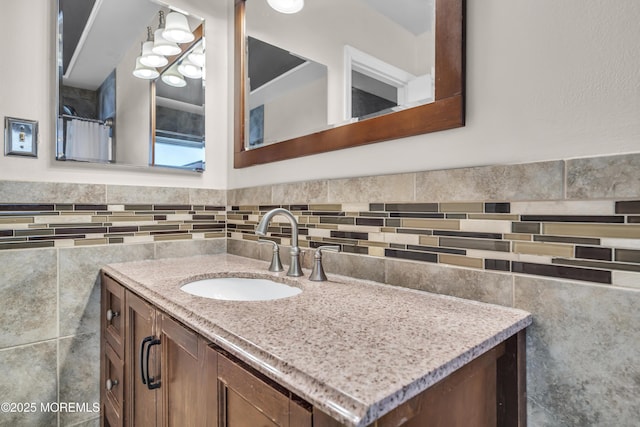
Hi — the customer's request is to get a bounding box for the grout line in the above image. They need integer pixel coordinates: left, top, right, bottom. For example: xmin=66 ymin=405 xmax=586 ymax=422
xmin=56 ymin=248 xmax=60 ymax=340
xmin=325 ymin=179 xmax=330 ymax=204
xmin=562 ymin=160 xmax=568 ymax=200
xmin=56 ymin=247 xmax=61 ymax=427
xmin=0 ymin=337 xmax=60 ymax=353
xmin=512 ymin=273 xmax=516 ymax=308
xmin=413 ymin=173 xmax=417 ymax=202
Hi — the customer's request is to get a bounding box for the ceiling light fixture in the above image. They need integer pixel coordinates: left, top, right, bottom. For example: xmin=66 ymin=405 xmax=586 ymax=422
xmin=133 ymin=57 xmax=160 ymax=79
xmin=139 ymin=27 xmax=168 ymax=68
xmin=163 ymin=11 xmax=194 ymax=43
xmin=161 ymin=67 xmax=187 ymax=87
xmin=152 ymin=11 xmax=181 ymax=56
xmin=178 ymin=58 xmax=202 ymax=79
xmin=187 ymin=41 xmax=205 ymax=67
xmin=267 ymin=0 xmax=304 ymax=14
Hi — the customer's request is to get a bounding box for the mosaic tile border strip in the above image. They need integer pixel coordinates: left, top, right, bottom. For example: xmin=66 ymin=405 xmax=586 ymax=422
xmin=0 ymin=203 xmax=226 ymax=250
xmin=227 ymin=201 xmax=640 ymax=287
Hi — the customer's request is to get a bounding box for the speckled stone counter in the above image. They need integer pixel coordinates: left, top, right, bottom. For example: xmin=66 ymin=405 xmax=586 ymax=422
xmin=102 ymin=254 xmax=531 ymax=426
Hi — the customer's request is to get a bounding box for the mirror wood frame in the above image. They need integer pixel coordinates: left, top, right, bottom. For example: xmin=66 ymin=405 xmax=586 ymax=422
xmin=234 ymin=0 xmax=465 ymax=168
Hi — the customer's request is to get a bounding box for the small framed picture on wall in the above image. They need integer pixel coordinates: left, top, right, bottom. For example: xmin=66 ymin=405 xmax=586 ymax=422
xmin=4 ymin=117 xmax=38 ymax=158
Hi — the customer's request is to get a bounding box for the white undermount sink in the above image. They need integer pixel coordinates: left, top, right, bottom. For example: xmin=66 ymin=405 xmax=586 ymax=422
xmin=180 ymin=277 xmax=302 ymax=301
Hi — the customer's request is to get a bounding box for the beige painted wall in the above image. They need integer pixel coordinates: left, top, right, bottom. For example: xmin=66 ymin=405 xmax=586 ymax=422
xmin=229 ymin=0 xmax=640 ymax=188
xmin=247 ymin=0 xmax=434 ymax=126
xmin=1 ymin=1 xmax=638 ymax=190
xmin=0 ymin=0 xmax=230 ymax=189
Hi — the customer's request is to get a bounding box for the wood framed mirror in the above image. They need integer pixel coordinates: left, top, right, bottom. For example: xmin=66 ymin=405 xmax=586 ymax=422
xmin=234 ymin=0 xmax=465 ymax=168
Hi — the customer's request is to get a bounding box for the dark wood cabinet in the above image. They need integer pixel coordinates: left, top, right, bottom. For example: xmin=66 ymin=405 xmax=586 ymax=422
xmin=217 ymin=352 xmax=312 ymax=427
xmin=101 ymin=271 xmax=525 ymax=427
xmin=124 ymin=290 xmax=157 ymax=426
xmin=101 ymin=273 xmax=217 ymax=427
xmin=157 ymin=312 xmax=218 ymax=426
xmin=101 ymin=274 xmax=125 ymax=427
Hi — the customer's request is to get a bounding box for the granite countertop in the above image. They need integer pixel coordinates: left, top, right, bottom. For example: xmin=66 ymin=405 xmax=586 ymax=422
xmin=103 ymin=254 xmax=531 ymax=426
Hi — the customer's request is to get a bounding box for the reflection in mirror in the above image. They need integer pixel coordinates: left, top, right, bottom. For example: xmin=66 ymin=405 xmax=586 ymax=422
xmin=234 ymin=0 xmax=464 ymax=168
xmin=244 ymin=0 xmax=435 ymax=150
xmin=55 ymin=0 xmax=205 ymax=171
xmin=247 ymin=37 xmax=328 ymax=147
xmin=152 ymin=37 xmax=206 ymax=170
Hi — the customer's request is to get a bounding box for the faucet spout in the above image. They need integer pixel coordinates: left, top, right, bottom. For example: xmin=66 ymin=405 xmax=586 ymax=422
xmin=256 ymin=208 xmax=302 ymax=276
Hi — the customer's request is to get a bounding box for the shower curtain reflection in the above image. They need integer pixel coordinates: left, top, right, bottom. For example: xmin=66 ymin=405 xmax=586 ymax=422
xmin=58 ymin=116 xmax=113 ymax=163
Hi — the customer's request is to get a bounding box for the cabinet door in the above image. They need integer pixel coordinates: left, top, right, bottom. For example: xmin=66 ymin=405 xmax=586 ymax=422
xmin=217 ymin=353 xmax=312 ymax=427
xmin=125 ymin=290 xmax=158 ymax=427
xmin=102 ymin=274 xmax=125 ymax=358
xmin=158 ymin=314 xmax=218 ymax=427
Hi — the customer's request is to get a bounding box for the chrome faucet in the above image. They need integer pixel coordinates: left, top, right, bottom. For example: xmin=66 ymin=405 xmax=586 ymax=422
xmin=255 ymin=208 xmax=303 ymax=277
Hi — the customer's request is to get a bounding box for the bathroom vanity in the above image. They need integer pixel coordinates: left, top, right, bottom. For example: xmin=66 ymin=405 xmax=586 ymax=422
xmin=100 ymin=254 xmax=531 ymax=427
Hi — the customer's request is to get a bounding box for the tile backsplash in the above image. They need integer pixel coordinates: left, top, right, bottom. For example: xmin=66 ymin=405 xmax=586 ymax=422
xmin=227 ymin=200 xmax=640 ymax=287
xmin=226 ymin=153 xmax=640 ymax=426
xmin=0 ymin=182 xmax=226 ymax=427
xmin=227 ymin=158 xmax=640 ymax=290
xmin=1 ymin=152 xmax=639 ymax=426
xmin=0 ymin=202 xmax=226 ymax=251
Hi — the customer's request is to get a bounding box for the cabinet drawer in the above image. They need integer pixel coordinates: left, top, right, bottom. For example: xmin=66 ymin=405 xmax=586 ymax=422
xmin=102 ymin=273 xmax=125 ymax=358
xmin=218 ymin=353 xmax=312 ymax=427
xmin=103 ymin=343 xmax=124 ymax=427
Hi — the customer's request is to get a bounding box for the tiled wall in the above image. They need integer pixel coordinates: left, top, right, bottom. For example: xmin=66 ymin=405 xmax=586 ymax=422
xmin=0 ymin=203 xmax=225 ymax=251
xmin=2 ymin=152 xmax=639 ymax=426
xmin=227 ymin=200 xmax=640 ymax=287
xmin=0 ymin=182 xmax=226 ymax=427
xmin=228 ymin=153 xmax=640 ymax=426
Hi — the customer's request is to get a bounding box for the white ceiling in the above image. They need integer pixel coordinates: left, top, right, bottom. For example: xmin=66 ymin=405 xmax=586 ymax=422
xmin=64 ymin=0 xmax=434 ymax=90
xmin=363 ymin=0 xmax=434 ymax=36
xmin=64 ymin=0 xmax=159 ymax=90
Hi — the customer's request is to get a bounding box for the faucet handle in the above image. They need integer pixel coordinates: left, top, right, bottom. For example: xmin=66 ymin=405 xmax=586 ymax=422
xmin=309 ymin=245 xmax=340 ymax=282
xmin=258 ymin=239 xmax=285 ymax=272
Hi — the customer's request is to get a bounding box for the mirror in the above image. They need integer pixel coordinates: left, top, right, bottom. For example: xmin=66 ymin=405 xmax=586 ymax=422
xmin=56 ymin=0 xmax=205 ymax=171
xmin=234 ymin=0 xmax=464 ymax=168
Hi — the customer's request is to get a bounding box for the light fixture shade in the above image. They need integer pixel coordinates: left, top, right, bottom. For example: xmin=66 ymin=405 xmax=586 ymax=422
xmin=163 ymin=12 xmax=194 ymax=43
xmin=162 ymin=68 xmax=187 ymax=87
xmin=140 ymin=41 xmax=168 ymax=67
xmin=152 ymin=28 xmax=181 ymax=56
xmin=178 ymin=58 xmax=202 ymax=79
xmin=187 ymin=44 xmax=205 ymax=68
xmin=133 ymin=57 xmax=159 ymax=79
xmin=267 ymin=0 xmax=304 ymax=14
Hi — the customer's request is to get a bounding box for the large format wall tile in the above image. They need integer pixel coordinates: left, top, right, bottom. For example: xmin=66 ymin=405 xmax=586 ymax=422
xmin=384 ymin=258 xmax=514 ymax=306
xmin=58 ymin=244 xmax=155 ymax=336
xmin=227 ymin=185 xmax=272 ymax=206
xmin=155 ymin=238 xmax=226 ymax=259
xmin=227 ymin=238 xmax=264 ymax=261
xmin=58 ymin=332 xmax=101 ymax=426
xmin=273 ymin=180 xmax=329 ymax=204
xmin=0 ymin=341 xmax=58 ymax=427
xmin=67 ymin=418 xmax=100 ymax=427
xmin=0 ymin=249 xmax=57 ymax=349
xmin=514 ymin=276 xmax=640 ymax=426
xmin=188 ymin=188 xmax=226 ymax=206
xmin=106 ymin=185 xmax=190 ymax=204
xmin=415 ymin=161 xmax=564 ymax=201
xmin=567 ymin=153 xmax=640 ymax=199
xmin=0 ymin=181 xmax=105 ymax=204
xmin=329 ymin=173 xmax=415 ymax=203
xmin=322 ymin=251 xmax=385 ymax=283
